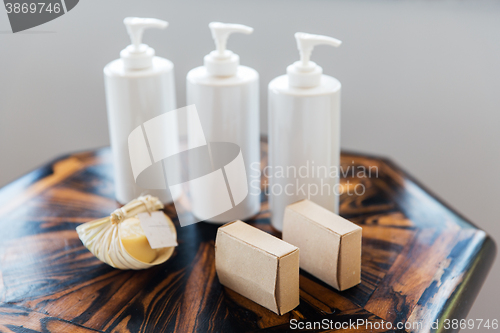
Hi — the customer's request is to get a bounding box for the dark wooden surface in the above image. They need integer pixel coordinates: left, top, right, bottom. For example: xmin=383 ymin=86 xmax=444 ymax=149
xmin=0 ymin=142 xmax=495 ymax=333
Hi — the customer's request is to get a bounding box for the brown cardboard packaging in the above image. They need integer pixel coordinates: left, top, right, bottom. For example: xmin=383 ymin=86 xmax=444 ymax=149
xmin=215 ymin=220 xmax=300 ymax=315
xmin=283 ymin=199 xmax=362 ymax=291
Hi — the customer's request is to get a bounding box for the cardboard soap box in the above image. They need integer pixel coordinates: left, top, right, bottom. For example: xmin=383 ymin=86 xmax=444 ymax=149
xmin=283 ymin=199 xmax=362 ymax=291
xmin=215 ymin=220 xmax=299 ymax=315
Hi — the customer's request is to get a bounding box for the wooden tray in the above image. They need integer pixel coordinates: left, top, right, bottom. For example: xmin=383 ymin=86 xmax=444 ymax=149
xmin=0 ymin=142 xmax=495 ymax=332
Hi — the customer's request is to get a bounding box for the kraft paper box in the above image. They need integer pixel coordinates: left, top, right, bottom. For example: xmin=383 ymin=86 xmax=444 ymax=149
xmin=283 ymin=199 xmax=362 ymax=291
xmin=215 ymin=220 xmax=300 ymax=315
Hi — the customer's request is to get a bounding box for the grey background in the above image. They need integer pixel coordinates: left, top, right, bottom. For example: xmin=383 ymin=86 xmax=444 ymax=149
xmin=0 ymin=0 xmax=498 ymax=327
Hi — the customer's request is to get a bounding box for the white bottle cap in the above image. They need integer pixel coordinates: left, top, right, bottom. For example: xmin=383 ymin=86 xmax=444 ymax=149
xmin=121 ymin=17 xmax=168 ymax=70
xmin=287 ymin=32 xmax=342 ymax=88
xmin=204 ymin=22 xmax=253 ymax=76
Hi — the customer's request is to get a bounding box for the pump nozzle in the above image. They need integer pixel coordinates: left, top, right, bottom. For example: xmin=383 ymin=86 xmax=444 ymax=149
xmin=295 ymin=32 xmax=342 ymax=68
xmin=204 ymin=22 xmax=253 ymax=76
xmin=287 ymin=32 xmax=342 ymax=88
xmin=121 ymin=17 xmax=168 ymax=69
xmin=209 ymin=22 xmax=253 ymax=57
xmin=124 ymin=17 xmax=168 ymax=52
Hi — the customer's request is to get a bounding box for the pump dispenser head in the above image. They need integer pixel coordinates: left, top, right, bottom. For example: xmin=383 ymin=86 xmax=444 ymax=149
xmin=204 ymin=22 xmax=253 ymax=76
xmin=287 ymin=32 xmax=342 ymax=88
xmin=121 ymin=17 xmax=168 ymax=70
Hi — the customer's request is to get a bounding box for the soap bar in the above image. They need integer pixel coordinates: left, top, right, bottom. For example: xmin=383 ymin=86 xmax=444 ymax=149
xmin=215 ymin=220 xmax=299 ymax=315
xmin=119 ymin=217 xmax=157 ymax=263
xmin=283 ymin=199 xmax=362 ymax=291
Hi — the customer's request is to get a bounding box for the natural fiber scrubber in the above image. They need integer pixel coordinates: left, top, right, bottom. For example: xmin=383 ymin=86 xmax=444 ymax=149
xmin=76 ymin=195 xmax=176 ymax=270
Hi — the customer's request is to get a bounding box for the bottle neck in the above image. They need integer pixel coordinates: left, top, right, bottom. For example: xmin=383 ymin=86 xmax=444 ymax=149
xmin=120 ymin=44 xmax=155 ymax=70
xmin=204 ymin=50 xmax=239 ymax=76
xmin=287 ymin=61 xmax=323 ymax=88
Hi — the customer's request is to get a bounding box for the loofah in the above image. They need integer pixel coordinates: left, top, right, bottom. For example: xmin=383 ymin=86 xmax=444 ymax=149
xmin=76 ymin=195 xmax=176 ymax=270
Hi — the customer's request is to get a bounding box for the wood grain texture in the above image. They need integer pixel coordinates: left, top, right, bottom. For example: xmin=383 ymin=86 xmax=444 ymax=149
xmin=0 ymin=142 xmax=495 ymax=333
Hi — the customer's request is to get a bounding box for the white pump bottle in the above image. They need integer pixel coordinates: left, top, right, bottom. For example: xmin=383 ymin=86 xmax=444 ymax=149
xmin=104 ymin=17 xmax=179 ymax=204
xmin=268 ymin=32 xmax=342 ymax=231
xmin=187 ymin=22 xmax=260 ymax=223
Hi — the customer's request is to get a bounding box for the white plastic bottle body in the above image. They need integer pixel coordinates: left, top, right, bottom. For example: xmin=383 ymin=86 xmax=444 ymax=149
xmin=186 ymin=65 xmax=260 ymax=223
xmin=268 ymin=75 xmax=341 ymax=231
xmin=104 ymin=57 xmax=179 ymax=204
